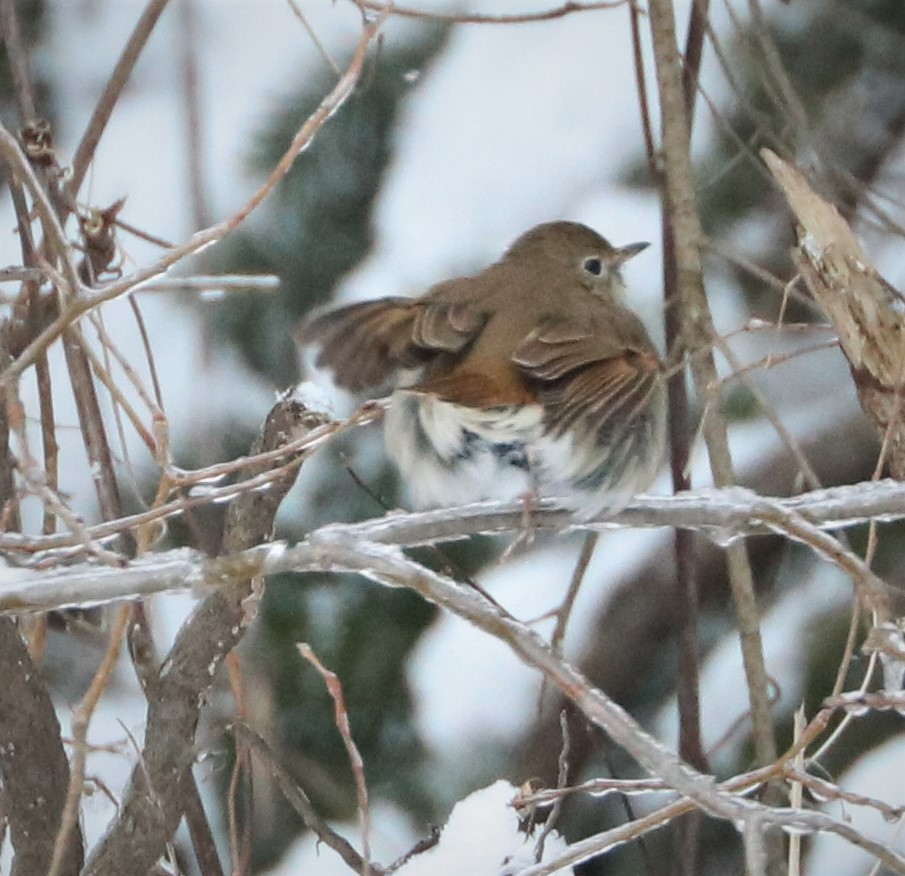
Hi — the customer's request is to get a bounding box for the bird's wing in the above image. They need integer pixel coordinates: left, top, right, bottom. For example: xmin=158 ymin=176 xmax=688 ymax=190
xmin=299 ymin=297 xmax=486 ymax=392
xmin=512 ymin=313 xmax=662 ymax=439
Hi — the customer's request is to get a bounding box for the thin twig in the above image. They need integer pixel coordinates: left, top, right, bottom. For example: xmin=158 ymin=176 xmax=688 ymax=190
xmin=178 ymin=0 xmax=212 ymax=230
xmin=233 ymin=723 xmax=380 ymax=876
xmin=299 ymin=644 xmax=374 ymax=872
xmin=285 ymin=0 xmax=341 ymax=74
xmin=128 ymin=295 xmax=165 ymax=410
xmin=226 ymin=654 xmax=252 ymax=875
xmin=5 ymin=382 xmax=123 ymax=565
xmin=784 ymin=766 xmax=905 ymax=824
xmin=133 ymin=274 xmax=281 ymax=295
xmin=534 ymin=710 xmax=570 ymax=861
xmin=47 ymin=606 xmax=132 ymax=876
xmin=79 ymin=318 xmax=159 ymax=454
xmin=549 ymin=533 xmax=597 ymax=661
xmin=67 ymin=0 xmax=173 ymax=200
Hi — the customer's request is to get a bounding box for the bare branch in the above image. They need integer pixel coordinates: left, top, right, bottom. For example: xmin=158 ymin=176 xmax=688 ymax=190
xmin=299 ymin=645 xmax=374 ymax=869
xmin=0 ymin=16 xmax=383 ymax=389
xmin=233 ymin=723 xmax=379 ymax=875
xmin=648 ymin=0 xmax=778 ymax=778
xmin=47 ymin=607 xmax=131 ymax=876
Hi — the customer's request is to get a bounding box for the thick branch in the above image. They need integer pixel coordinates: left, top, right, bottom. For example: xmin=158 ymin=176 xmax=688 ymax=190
xmin=82 ymin=397 xmax=326 ymax=876
xmin=763 ymin=149 xmax=905 ymax=477
xmin=0 ymin=618 xmax=83 ymax=876
xmin=0 ymin=330 xmax=83 ymax=875
xmin=647 ymin=0 xmax=778 ymax=775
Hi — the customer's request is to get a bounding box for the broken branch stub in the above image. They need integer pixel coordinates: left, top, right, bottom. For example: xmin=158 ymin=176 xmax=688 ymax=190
xmin=762 ymin=148 xmax=905 ymax=477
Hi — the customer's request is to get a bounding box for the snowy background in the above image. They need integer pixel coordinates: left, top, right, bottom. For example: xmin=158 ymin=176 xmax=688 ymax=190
xmin=3 ymin=1 xmax=903 ymax=874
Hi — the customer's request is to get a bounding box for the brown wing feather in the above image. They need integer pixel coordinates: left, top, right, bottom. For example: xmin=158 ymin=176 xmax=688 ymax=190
xmin=412 ymin=301 xmax=486 ymax=350
xmin=514 ymin=323 xmax=635 ymax=380
xmin=299 ymin=298 xmax=419 ymax=391
xmin=513 ymin=314 xmax=662 ymax=438
xmin=300 ymin=297 xmax=486 ymax=392
xmin=541 ymin=359 xmax=660 ymax=438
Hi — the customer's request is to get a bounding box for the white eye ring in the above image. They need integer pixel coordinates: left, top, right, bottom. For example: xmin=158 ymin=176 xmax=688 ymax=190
xmin=582 ymin=256 xmax=603 ymax=276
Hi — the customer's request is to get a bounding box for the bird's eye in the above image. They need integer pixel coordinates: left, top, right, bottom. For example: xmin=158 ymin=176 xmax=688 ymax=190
xmin=582 ymin=256 xmax=603 ymax=276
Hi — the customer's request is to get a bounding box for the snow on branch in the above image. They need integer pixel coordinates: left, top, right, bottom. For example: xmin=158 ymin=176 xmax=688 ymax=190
xmin=3 ymin=478 xmax=905 ymax=616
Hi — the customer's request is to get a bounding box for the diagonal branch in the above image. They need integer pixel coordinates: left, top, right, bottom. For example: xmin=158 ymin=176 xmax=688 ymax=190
xmin=301 ymin=535 xmax=905 ymax=876
xmin=67 ymin=0 xmax=173 ymax=201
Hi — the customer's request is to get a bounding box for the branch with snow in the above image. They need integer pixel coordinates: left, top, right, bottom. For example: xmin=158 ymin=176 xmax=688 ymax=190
xmin=2 ymin=478 xmax=904 ymax=615
xmin=351 ymin=0 xmax=628 ymax=25
xmin=259 ymin=533 xmax=905 ymax=875
xmin=7 ymin=471 xmax=905 ymax=873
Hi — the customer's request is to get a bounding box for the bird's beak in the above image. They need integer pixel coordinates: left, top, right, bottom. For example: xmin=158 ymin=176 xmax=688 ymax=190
xmin=613 ymin=243 xmax=650 ymax=267
xmin=614 ymin=242 xmax=650 ymax=264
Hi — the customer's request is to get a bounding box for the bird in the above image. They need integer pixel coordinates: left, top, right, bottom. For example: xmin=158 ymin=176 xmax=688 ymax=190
xmin=299 ymin=220 xmax=666 ymax=518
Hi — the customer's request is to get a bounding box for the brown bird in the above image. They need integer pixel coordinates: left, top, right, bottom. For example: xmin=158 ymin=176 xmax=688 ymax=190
xmin=299 ymin=221 xmax=666 ymax=518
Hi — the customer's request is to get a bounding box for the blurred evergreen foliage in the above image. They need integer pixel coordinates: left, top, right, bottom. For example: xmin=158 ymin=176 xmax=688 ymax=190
xmin=246 ymin=573 xmax=436 ymax=867
xmin=696 ymin=0 xmax=905 ymax=235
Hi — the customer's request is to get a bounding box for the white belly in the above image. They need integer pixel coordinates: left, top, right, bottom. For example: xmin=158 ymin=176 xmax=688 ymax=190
xmin=384 ymin=391 xmax=544 ymax=508
xmin=384 ymin=384 xmax=666 ymax=517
